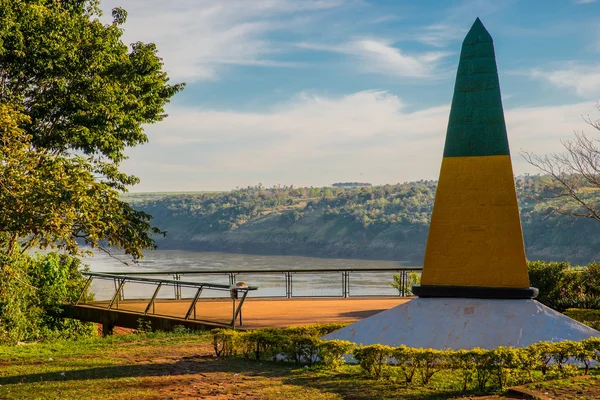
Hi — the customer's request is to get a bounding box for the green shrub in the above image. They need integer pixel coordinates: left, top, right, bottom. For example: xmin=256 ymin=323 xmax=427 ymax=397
xmin=564 ymin=308 xmax=600 ymax=330
xmin=392 ymin=345 xmax=418 ymax=384
xmin=353 ymin=344 xmax=394 ymax=379
xmin=390 ymin=271 xmax=420 ymax=296
xmin=284 ymin=335 xmax=320 ymax=365
xmin=212 ymin=329 xmax=239 ymax=358
xmin=209 ymin=324 xmax=600 ymax=393
xmin=239 ymin=329 xmax=288 ymax=361
xmin=529 ymin=342 xmax=553 ymax=376
xmin=513 ymin=346 xmax=541 ymax=384
xmin=581 ymin=262 xmax=600 ymax=296
xmin=528 ymin=260 xmax=575 ymax=310
xmin=413 ymin=348 xmax=447 ymax=385
xmin=554 ymin=296 xmax=600 ymax=311
xmin=582 ymin=337 xmax=600 ymax=367
xmin=317 ymin=339 xmax=356 ymax=370
xmin=490 ymin=346 xmax=522 ymax=390
xmin=528 ymin=261 xmax=600 ymax=311
xmin=0 ymin=251 xmax=95 ymax=344
xmin=451 ymin=350 xmax=475 ymax=392
xmin=469 ymin=348 xmax=494 ymax=392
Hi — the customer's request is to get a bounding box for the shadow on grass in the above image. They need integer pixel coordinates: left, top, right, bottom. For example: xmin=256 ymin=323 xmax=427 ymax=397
xmin=282 ymin=372 xmax=466 ymax=400
xmin=1 ymin=357 xmax=470 ymax=400
xmin=0 ymin=357 xmax=288 ymax=386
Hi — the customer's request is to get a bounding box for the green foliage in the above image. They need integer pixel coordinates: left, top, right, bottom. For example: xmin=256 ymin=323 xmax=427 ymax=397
xmin=528 ymin=261 xmax=600 ymax=311
xmin=565 ymin=308 xmax=600 ymax=330
xmin=390 ymin=271 xmax=420 ymax=295
xmin=0 ymin=0 xmax=183 ymax=260
xmin=211 ymin=323 xmax=350 ymax=364
xmin=392 ymin=345 xmax=418 ymax=384
xmin=284 ymin=335 xmax=320 ymax=366
xmin=317 ymin=339 xmax=356 ymax=370
xmin=125 ymin=176 xmax=600 ymax=264
xmin=239 ymin=329 xmax=287 ymax=361
xmin=135 ymin=318 xmax=153 ymax=334
xmin=353 ymin=344 xmax=394 ymax=379
xmin=212 ymin=328 xmax=239 ymax=358
xmin=211 ymin=325 xmax=600 ymax=394
xmin=0 ymin=252 xmax=95 ymax=344
xmin=413 ymin=348 xmax=447 ymax=385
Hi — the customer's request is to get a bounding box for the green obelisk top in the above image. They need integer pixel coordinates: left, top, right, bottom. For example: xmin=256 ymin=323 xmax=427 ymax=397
xmin=443 ymin=18 xmax=510 ymax=158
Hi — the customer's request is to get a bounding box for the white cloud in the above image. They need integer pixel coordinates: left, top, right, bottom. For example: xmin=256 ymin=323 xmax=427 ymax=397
xmin=414 ymin=24 xmax=466 ymax=47
xmin=99 ymin=0 xmax=344 ymax=82
xmin=297 ymin=39 xmax=450 ymax=78
xmin=529 ymin=64 xmax=600 ymax=97
xmin=124 ymin=91 xmax=599 ymax=191
xmin=575 ymin=0 xmax=597 ymax=4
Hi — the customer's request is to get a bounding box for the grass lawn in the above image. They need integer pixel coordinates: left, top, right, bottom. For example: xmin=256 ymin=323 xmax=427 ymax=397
xmin=0 ymin=331 xmax=598 ymax=400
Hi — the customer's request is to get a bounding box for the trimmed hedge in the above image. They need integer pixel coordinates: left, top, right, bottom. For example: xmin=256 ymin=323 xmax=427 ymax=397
xmin=212 ymin=325 xmax=600 ymax=392
xmin=564 ymin=308 xmax=600 ymax=330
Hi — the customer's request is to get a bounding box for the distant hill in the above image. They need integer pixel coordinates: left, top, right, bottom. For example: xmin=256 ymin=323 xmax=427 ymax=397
xmin=124 ymin=177 xmax=600 ymax=265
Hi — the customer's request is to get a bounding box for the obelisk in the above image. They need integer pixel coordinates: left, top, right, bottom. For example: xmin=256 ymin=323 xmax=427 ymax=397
xmin=412 ymin=18 xmax=537 ymax=299
xmin=323 ymin=19 xmax=599 ymax=350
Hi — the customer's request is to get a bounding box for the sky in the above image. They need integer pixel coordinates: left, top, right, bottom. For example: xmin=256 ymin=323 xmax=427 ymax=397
xmin=98 ymin=0 xmax=600 ymax=192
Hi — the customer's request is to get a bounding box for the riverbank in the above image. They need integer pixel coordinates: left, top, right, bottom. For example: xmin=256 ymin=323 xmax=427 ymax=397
xmin=126 ymin=182 xmax=600 ymax=266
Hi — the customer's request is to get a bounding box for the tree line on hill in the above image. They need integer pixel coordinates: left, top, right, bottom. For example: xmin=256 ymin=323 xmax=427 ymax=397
xmin=124 ymin=176 xmax=600 ymax=264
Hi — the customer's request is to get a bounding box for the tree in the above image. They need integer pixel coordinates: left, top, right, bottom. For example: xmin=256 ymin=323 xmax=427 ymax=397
xmin=0 ymin=0 xmax=183 ymax=260
xmin=522 ymin=103 xmax=600 ymax=222
xmin=0 ymin=104 xmax=161 ymax=262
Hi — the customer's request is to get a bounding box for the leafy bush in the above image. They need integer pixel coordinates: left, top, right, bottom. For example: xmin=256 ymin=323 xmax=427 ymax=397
xmin=212 ymin=329 xmax=239 ymax=358
xmin=210 ymin=325 xmax=600 ymax=393
xmin=239 ymin=329 xmax=287 ymax=361
xmin=284 ymin=335 xmax=320 ymax=366
xmin=0 ymin=252 xmax=95 ymax=344
xmin=390 ymin=271 xmax=420 ymax=296
xmin=564 ymin=308 xmax=600 ymax=330
xmin=413 ymin=348 xmax=447 ymax=385
xmin=317 ymin=339 xmax=356 ymax=370
xmin=211 ymin=323 xmax=350 ymax=362
xmin=392 ymin=345 xmax=418 ymax=384
xmin=353 ymin=344 xmax=394 ymax=378
xmin=527 ymin=261 xmax=600 ymax=311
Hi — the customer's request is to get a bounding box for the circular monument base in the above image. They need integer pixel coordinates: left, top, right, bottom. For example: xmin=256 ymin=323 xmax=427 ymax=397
xmin=412 ymin=285 xmax=538 ymax=299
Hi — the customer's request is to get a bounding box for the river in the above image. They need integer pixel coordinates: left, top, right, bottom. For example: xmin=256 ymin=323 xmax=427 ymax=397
xmin=83 ymin=250 xmax=421 ymax=299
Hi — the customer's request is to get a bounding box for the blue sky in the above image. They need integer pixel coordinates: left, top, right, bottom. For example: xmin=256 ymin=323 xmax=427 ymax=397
xmin=100 ymin=0 xmax=600 ymax=192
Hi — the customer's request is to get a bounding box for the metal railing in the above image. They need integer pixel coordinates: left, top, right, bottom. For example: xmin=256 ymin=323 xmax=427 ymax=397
xmin=98 ymin=267 xmax=422 ymax=299
xmin=77 ymin=272 xmax=258 ymax=328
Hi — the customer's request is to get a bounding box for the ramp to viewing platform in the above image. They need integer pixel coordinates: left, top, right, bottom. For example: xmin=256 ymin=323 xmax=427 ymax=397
xmin=69 ymin=297 xmax=410 ymax=330
xmin=64 ymin=272 xmax=412 ymax=332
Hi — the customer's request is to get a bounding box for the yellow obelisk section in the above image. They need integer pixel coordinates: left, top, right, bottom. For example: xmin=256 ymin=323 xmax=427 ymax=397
xmin=421 ymin=155 xmax=529 ymax=288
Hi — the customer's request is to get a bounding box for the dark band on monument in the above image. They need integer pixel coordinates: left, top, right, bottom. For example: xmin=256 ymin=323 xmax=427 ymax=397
xmin=412 ymin=285 xmax=539 ymax=299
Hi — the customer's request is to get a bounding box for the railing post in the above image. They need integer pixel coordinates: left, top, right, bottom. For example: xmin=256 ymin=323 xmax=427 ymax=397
xmin=144 ymin=282 xmax=162 ymax=315
xmin=108 ymin=279 xmax=126 ymax=309
xmin=343 ymin=271 xmax=348 ymax=298
xmin=175 ymin=273 xmax=181 ymax=300
xmin=185 ymin=286 xmax=203 ymax=320
xmin=76 ymin=276 xmax=93 ymax=305
xmin=231 ymin=289 xmax=250 ymax=328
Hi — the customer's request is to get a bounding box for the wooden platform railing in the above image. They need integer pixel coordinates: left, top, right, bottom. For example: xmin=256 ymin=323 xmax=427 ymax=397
xmin=76 ymin=272 xmax=258 ymax=329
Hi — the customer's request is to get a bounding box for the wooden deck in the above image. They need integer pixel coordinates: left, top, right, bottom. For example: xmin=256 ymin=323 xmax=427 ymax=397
xmin=75 ymin=297 xmax=411 ymax=330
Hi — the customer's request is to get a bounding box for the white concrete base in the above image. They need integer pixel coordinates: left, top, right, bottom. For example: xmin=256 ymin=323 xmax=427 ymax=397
xmin=323 ymin=298 xmax=600 ymax=349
